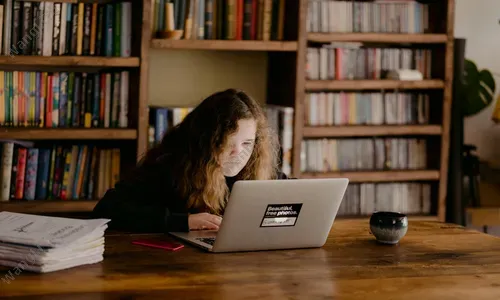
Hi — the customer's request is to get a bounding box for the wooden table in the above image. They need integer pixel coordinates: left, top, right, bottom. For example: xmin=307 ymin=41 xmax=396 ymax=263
xmin=2 ymin=219 xmax=500 ymax=299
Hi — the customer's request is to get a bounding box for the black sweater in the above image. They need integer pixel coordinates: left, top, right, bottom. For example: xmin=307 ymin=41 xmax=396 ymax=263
xmin=92 ymin=155 xmax=289 ymax=233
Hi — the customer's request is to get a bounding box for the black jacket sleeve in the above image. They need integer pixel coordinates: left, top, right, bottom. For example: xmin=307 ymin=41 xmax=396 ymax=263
xmin=91 ymin=162 xmax=190 ymax=233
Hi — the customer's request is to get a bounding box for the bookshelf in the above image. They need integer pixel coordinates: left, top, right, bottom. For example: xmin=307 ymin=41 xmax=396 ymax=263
xmin=293 ymin=0 xmax=455 ymax=222
xmin=0 ymin=0 xmax=151 ymax=214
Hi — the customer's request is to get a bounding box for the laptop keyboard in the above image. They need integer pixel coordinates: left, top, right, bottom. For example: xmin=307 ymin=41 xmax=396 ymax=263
xmin=196 ymin=237 xmax=216 ymax=245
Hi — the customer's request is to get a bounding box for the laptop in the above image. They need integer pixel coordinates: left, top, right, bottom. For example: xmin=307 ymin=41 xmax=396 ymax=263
xmin=169 ymin=178 xmax=349 ymax=253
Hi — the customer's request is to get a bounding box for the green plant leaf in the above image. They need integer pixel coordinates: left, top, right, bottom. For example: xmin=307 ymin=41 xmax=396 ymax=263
xmin=462 ymin=59 xmax=496 ymax=117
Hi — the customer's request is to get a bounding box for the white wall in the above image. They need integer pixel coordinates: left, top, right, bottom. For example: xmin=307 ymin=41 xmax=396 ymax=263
xmin=455 ymin=0 xmax=500 ymax=166
xmin=148 ymin=49 xmax=268 ymax=107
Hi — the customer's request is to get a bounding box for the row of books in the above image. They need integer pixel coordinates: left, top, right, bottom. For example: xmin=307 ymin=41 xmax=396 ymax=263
xmin=0 ymin=141 xmax=120 ymax=202
xmin=306 ymin=45 xmax=433 ymax=80
xmin=307 ymin=0 xmax=430 ymax=34
xmin=1 ymin=1 xmax=132 ymax=57
xmin=0 ymin=71 xmax=129 ymax=128
xmin=301 ymin=138 xmax=427 ymax=172
xmin=338 ymin=182 xmax=431 ymax=216
xmin=151 ymin=0 xmax=286 ymax=41
xmin=148 ymin=106 xmax=194 ymax=147
xmin=304 ymin=92 xmax=430 ymax=126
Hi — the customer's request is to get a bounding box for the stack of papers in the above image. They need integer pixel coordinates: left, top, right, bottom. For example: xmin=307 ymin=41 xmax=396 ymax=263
xmin=0 ymin=211 xmax=110 ymax=273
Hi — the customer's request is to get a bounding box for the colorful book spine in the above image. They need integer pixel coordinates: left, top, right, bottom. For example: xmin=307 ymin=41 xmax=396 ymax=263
xmin=59 ymin=72 xmax=68 ymax=127
xmin=60 ymin=149 xmax=72 ymax=200
xmin=105 ymin=4 xmax=113 ymax=56
xmin=14 ymin=148 xmax=27 ymax=200
xmin=46 ymin=145 xmax=56 ymax=199
xmin=52 ymin=73 xmax=60 ymax=128
xmin=9 ymin=148 xmax=18 ymax=199
xmin=35 ymin=148 xmax=51 ymax=200
xmin=0 ymin=143 xmax=14 ymax=201
xmin=35 ymin=72 xmax=40 ymax=127
xmin=92 ymin=73 xmax=100 ymax=127
xmin=0 ymin=71 xmax=4 ymax=126
xmin=24 ymin=148 xmax=39 ymax=201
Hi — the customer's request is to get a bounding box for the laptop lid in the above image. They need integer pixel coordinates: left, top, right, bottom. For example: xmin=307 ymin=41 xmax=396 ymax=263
xmin=211 ymin=178 xmax=349 ymax=253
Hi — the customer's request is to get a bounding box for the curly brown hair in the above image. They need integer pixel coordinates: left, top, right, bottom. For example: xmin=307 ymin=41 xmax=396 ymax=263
xmin=141 ymin=89 xmax=280 ymax=215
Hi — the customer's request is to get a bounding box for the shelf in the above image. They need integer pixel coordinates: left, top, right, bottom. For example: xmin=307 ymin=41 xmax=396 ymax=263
xmin=151 ymin=39 xmax=298 ymax=51
xmin=23 ymin=0 xmax=120 ymax=4
xmin=303 ymin=125 xmax=443 ymax=138
xmin=300 ymin=170 xmax=440 ymax=182
xmin=0 ymin=128 xmax=137 ymax=140
xmin=305 ymin=80 xmax=445 ymax=91
xmin=308 ymin=33 xmax=448 ymax=44
xmin=0 ymin=56 xmax=140 ymax=67
xmin=0 ymin=200 xmax=98 ymax=214
xmin=24 ymin=0 xmax=77 ymax=3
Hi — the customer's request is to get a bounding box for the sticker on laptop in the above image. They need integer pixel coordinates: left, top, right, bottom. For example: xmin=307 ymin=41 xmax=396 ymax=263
xmin=260 ymin=204 xmax=303 ymax=227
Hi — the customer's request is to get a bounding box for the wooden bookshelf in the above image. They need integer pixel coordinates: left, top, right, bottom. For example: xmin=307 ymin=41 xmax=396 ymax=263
xmin=0 ymin=0 xmax=150 ymax=215
xmin=0 ymin=56 xmax=140 ymax=67
xmin=305 ymin=80 xmax=445 ymax=91
xmin=301 ymin=170 xmax=440 ymax=182
xmin=308 ymin=33 xmax=448 ymax=44
xmin=151 ymin=39 xmax=298 ymax=52
xmin=0 ymin=129 xmax=137 ymax=140
xmin=302 ymin=125 xmax=442 ymax=138
xmin=290 ymin=0 xmax=456 ymax=221
xmin=0 ymin=200 xmax=98 ymax=214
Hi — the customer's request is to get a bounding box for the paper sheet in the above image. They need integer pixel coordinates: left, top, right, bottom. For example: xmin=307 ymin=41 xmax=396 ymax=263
xmin=0 ymin=211 xmax=110 ymax=248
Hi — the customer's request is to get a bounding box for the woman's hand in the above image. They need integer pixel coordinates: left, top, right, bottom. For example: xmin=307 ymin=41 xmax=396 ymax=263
xmin=188 ymin=213 xmax=222 ymax=231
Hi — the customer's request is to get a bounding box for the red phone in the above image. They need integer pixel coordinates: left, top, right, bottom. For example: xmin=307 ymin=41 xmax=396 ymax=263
xmin=132 ymin=238 xmax=184 ymax=251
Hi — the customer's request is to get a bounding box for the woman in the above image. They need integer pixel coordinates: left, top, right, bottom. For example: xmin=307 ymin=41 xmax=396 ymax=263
xmin=92 ymin=89 xmax=289 ymax=233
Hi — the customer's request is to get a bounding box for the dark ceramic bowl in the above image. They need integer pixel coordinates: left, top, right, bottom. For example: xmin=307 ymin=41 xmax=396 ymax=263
xmin=369 ymin=211 xmax=408 ymax=245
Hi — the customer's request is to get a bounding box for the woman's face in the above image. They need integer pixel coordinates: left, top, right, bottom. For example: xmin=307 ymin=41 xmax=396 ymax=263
xmin=220 ymin=118 xmax=257 ymax=177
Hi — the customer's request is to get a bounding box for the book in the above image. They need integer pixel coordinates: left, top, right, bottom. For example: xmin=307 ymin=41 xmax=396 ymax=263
xmin=0 ymin=211 xmax=110 ymax=273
